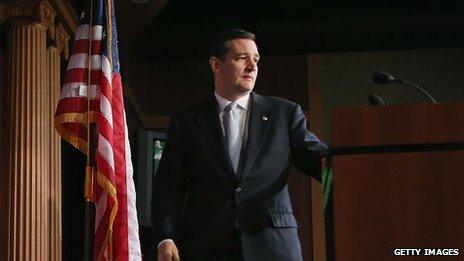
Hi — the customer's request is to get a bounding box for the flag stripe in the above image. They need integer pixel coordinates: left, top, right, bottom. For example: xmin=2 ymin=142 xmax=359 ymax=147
xmin=72 ymin=40 xmax=102 ymax=56
xmin=97 ymin=134 xmax=115 ymax=171
xmin=67 ymin=54 xmax=102 ymax=71
xmin=60 ymin=83 xmax=100 ymax=99
xmin=63 ymin=69 xmax=103 ymax=85
xmin=95 ymin=192 xmax=108 ymax=232
xmin=101 ymin=55 xmax=112 ymax=85
xmin=111 ymin=75 xmax=129 ymax=260
xmin=100 ymin=95 xmax=114 ymax=128
xmin=75 ymin=24 xmax=104 ymax=41
xmin=123 ymin=112 xmax=140 ymax=260
xmin=55 ymin=99 xmax=99 ymax=114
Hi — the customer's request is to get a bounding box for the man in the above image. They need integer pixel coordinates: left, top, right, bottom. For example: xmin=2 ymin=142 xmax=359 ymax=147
xmin=152 ymin=28 xmax=328 ymax=261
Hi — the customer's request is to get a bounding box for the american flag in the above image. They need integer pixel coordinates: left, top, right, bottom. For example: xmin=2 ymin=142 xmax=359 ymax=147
xmin=54 ymin=0 xmax=141 ymax=260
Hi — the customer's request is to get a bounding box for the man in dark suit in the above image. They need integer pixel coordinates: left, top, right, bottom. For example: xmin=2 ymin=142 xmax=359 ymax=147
xmin=152 ymin=28 xmax=328 ymax=261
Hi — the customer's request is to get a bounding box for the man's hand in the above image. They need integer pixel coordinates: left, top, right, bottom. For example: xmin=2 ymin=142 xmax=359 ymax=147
xmin=157 ymin=241 xmax=180 ymax=261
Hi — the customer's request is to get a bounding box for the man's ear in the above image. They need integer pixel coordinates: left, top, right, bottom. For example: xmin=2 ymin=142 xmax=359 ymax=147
xmin=209 ymin=57 xmax=221 ymax=74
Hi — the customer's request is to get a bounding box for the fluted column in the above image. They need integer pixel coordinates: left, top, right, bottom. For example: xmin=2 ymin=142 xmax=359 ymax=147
xmin=47 ymin=48 xmax=61 ymax=261
xmin=8 ymin=20 xmax=48 ymax=261
xmin=46 ymin=22 xmax=69 ymax=261
xmin=2 ymin=1 xmax=54 ymax=260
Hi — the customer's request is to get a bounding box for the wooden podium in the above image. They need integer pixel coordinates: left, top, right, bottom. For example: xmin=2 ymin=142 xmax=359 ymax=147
xmin=331 ymin=102 xmax=464 ymax=260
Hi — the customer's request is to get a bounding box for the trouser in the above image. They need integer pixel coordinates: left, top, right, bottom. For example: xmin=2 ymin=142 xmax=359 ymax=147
xmin=183 ymin=228 xmax=244 ymax=261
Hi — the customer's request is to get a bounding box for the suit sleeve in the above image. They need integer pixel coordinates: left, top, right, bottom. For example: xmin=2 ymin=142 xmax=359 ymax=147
xmin=289 ymin=104 xmax=329 ymax=181
xmin=151 ymin=114 xmax=185 ymax=245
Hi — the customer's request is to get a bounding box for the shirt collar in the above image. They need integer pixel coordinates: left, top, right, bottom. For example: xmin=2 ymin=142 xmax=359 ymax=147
xmin=214 ymin=91 xmax=250 ymax=112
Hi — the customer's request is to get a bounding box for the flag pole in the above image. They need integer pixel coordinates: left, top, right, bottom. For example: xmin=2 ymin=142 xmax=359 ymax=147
xmin=84 ymin=0 xmax=96 ymax=260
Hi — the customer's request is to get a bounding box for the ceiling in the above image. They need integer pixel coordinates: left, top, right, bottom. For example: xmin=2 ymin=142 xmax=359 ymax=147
xmin=131 ymin=0 xmax=464 ymax=61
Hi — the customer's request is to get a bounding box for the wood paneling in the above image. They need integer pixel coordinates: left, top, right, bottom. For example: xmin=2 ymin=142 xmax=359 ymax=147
xmin=0 ymin=21 xmax=8 ymax=261
xmin=288 ymin=167 xmax=314 ymax=261
xmin=332 ymin=103 xmax=464 ymax=147
xmin=307 ymin=54 xmax=327 ymax=261
xmin=331 ymin=103 xmax=464 ymax=261
xmin=333 ymin=151 xmax=464 ymax=260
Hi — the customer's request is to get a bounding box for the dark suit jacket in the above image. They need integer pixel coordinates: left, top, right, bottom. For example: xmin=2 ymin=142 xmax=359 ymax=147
xmin=152 ymin=92 xmax=328 ymax=259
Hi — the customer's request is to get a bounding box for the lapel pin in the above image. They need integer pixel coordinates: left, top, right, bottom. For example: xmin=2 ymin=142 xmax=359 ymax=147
xmin=262 ymin=116 xmax=268 ymax=121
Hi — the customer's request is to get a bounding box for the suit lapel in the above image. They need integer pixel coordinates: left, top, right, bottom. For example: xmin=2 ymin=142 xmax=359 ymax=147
xmin=195 ymin=97 xmax=236 ymax=178
xmin=238 ymin=92 xmax=271 ymax=179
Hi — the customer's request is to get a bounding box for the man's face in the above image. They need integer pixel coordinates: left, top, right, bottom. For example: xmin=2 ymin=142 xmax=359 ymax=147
xmin=213 ymin=39 xmax=260 ymax=97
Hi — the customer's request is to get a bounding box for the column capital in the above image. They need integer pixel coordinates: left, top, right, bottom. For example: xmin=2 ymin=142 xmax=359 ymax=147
xmin=48 ymin=22 xmax=70 ymax=59
xmin=0 ymin=0 xmax=56 ymax=31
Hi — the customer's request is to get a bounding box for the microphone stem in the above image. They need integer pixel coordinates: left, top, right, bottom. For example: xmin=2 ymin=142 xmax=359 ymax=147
xmin=397 ymin=80 xmax=438 ymax=103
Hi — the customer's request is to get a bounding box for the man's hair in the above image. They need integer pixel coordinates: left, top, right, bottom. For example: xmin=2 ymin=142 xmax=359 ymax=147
xmin=210 ymin=28 xmax=256 ymax=60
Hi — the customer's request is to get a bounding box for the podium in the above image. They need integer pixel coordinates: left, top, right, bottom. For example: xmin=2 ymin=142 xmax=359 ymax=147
xmin=331 ymin=102 xmax=464 ymax=260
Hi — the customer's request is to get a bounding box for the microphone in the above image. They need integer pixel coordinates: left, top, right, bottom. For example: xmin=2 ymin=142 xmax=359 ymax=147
xmin=372 ymin=72 xmax=397 ymax=84
xmin=372 ymin=72 xmax=437 ymax=103
xmin=368 ymin=94 xmax=386 ymax=106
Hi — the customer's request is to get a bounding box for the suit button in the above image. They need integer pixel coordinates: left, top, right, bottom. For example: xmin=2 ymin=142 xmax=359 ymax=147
xmin=235 ymin=187 xmax=242 ymax=193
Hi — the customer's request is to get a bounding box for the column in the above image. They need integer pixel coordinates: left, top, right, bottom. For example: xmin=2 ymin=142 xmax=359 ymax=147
xmin=47 ymin=23 xmax=69 ymax=261
xmin=1 ymin=1 xmax=54 ymax=260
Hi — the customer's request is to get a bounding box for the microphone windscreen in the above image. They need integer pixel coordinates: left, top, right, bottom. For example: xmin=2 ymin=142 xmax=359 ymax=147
xmin=368 ymin=94 xmax=386 ymax=106
xmin=372 ymin=72 xmax=396 ymax=84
